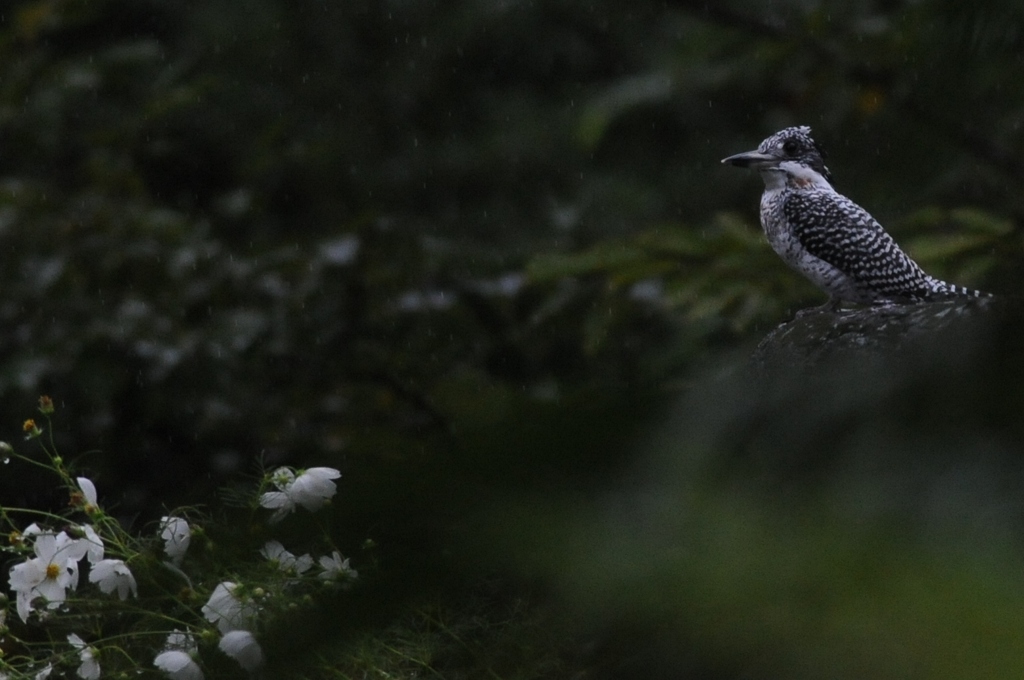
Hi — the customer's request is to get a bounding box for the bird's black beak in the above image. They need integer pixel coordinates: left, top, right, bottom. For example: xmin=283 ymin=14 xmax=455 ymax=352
xmin=721 ymin=150 xmax=778 ymax=169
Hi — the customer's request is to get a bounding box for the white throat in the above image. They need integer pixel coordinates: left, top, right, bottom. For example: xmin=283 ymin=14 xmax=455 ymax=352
xmin=759 ymin=160 xmax=832 ymax=191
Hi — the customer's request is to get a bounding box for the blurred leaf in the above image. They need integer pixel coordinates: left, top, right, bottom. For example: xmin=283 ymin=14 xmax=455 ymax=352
xmin=527 ymin=245 xmax=647 ymax=281
xmin=906 ymin=232 xmax=999 ymax=262
xmin=577 ymin=71 xmax=674 ymax=149
xmin=949 ymin=207 xmax=1015 ymax=235
xmin=902 ymin=207 xmax=1014 ymax=237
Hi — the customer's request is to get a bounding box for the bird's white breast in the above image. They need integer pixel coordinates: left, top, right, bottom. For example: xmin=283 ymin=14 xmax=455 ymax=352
xmin=757 ymin=181 xmax=863 ymax=301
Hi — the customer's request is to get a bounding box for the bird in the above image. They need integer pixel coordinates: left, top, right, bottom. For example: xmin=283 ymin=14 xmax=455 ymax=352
xmin=721 ymin=126 xmax=987 ymax=307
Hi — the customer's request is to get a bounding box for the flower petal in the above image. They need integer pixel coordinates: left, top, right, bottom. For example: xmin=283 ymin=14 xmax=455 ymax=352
xmin=76 ymin=478 xmax=98 ymax=506
xmin=160 ymin=517 xmax=191 ymax=565
xmin=219 ymin=630 xmax=264 ymax=672
xmin=202 ymin=581 xmax=257 ymax=633
xmin=80 ymin=525 xmax=105 ymax=565
xmin=154 ymin=650 xmax=204 ymax=680
xmin=89 ymin=559 xmax=137 ymax=599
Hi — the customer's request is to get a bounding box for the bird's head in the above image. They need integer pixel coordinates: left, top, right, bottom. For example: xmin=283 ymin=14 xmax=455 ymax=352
xmin=722 ymin=126 xmax=833 ymax=185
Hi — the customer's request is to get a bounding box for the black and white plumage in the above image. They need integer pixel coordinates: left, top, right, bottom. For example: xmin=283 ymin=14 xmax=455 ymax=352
xmin=722 ymin=126 xmax=986 ymax=305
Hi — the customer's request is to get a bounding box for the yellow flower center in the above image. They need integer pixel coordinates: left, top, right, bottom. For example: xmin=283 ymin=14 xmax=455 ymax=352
xmin=45 ymin=562 xmax=61 ymax=580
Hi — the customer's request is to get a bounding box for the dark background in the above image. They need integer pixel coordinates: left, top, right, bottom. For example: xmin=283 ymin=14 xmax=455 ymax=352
xmin=1 ymin=1 xmax=1023 ymax=677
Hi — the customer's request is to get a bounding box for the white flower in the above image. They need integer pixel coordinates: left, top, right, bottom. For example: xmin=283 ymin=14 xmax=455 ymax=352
xmin=318 ymin=550 xmax=358 ymax=582
xmin=259 ymin=466 xmax=341 ymax=523
xmin=269 ymin=467 xmax=295 ymax=489
xmin=289 ymin=467 xmax=341 ymax=510
xmin=20 ymin=522 xmax=43 ymax=538
xmin=154 ymin=652 xmax=202 ymax=680
xmin=76 ymin=477 xmax=99 ymax=513
xmin=164 ymin=630 xmax=197 ymax=652
xmin=202 ymin=582 xmax=258 ymax=633
xmin=89 ymin=559 xmax=137 ymax=599
xmin=257 ymin=491 xmax=294 ymax=523
xmin=33 ymin=665 xmax=52 ymax=680
xmin=8 ymin=530 xmax=89 ymax=621
xmin=160 ymin=516 xmax=191 ymax=565
xmin=68 ymin=633 xmax=101 ymax=680
xmin=218 ymin=630 xmax=264 ymax=673
xmin=260 ymin=540 xmax=312 ymax=574
xmin=258 ymin=467 xmax=297 ymax=523
xmin=79 ymin=525 xmax=104 ymax=565
xmin=154 ymin=631 xmax=203 ymax=680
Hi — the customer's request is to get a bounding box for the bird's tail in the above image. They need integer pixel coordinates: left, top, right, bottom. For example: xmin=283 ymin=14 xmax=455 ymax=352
xmin=926 ymin=276 xmax=991 ymax=299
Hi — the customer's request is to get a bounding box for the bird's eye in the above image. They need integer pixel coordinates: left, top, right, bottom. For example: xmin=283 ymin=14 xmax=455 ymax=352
xmin=782 ymin=140 xmax=800 ymax=155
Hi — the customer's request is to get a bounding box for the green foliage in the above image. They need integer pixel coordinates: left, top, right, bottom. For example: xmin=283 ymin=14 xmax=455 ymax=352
xmin=527 ymin=214 xmax=814 ymax=339
xmin=315 ymin=595 xmax=567 ymax=680
xmin=492 ymin=311 xmax=1024 ymax=679
xmin=0 ymin=0 xmax=1022 ymax=677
